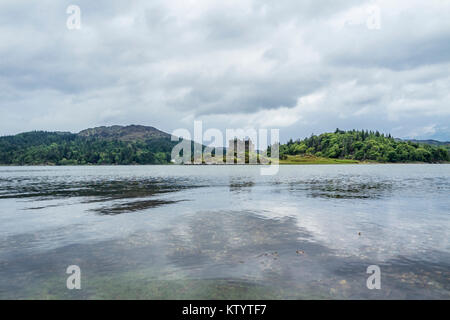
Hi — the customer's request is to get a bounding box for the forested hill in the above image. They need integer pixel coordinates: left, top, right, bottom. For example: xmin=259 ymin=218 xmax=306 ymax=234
xmin=1 ymin=127 xmax=449 ymax=165
xmin=78 ymin=124 xmax=170 ymax=141
xmin=0 ymin=125 xmax=179 ymax=165
xmin=280 ymin=129 xmax=449 ymax=163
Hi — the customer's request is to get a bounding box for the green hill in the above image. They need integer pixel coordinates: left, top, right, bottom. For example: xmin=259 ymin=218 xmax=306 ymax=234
xmin=78 ymin=124 xmax=170 ymax=141
xmin=280 ymin=129 xmax=449 ymax=163
xmin=0 ymin=125 xmax=179 ymax=165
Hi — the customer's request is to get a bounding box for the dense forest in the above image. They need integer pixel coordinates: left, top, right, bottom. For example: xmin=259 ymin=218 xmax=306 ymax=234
xmin=279 ymin=129 xmax=449 ymax=163
xmin=0 ymin=131 xmax=177 ymax=165
xmin=0 ymin=128 xmax=449 ymax=165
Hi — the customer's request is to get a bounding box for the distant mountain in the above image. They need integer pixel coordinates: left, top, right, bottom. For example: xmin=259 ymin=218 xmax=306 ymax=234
xmin=403 ymin=139 xmax=450 ymax=147
xmin=78 ymin=125 xmax=171 ymax=141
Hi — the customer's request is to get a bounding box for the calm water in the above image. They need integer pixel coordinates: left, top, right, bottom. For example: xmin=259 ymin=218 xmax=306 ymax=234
xmin=0 ymin=165 xmax=449 ymax=299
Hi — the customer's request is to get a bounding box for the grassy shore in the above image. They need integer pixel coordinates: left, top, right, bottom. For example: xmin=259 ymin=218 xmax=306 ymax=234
xmin=280 ymin=155 xmax=360 ymax=165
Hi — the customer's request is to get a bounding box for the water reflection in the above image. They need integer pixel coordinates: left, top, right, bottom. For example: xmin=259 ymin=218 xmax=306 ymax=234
xmin=0 ymin=165 xmax=449 ymax=299
xmin=229 ymin=177 xmax=255 ymax=193
xmin=0 ymin=177 xmax=197 ymax=201
xmin=288 ymin=177 xmax=393 ymax=199
xmin=1 ymin=208 xmax=448 ymax=299
xmin=92 ymin=199 xmax=183 ymax=215
xmin=0 ymin=176 xmax=200 ymax=215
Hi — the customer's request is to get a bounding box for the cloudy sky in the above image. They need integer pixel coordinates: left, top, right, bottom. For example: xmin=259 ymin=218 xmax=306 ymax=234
xmin=1 ymin=0 xmax=450 ymax=142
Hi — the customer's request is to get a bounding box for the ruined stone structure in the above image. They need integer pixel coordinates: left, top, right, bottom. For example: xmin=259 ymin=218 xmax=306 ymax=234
xmin=228 ymin=138 xmax=255 ymax=154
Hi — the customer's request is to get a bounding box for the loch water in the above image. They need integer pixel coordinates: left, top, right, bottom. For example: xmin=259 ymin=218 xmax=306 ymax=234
xmin=0 ymin=165 xmax=449 ymax=299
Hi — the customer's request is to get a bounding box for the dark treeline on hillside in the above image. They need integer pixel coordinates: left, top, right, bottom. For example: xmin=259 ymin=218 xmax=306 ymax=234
xmin=280 ymin=129 xmax=449 ymax=163
xmin=0 ymin=132 xmax=176 ymax=165
xmin=0 ymin=128 xmax=449 ymax=165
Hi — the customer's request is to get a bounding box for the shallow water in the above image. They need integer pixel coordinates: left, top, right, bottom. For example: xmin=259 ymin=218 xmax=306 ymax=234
xmin=0 ymin=165 xmax=449 ymax=299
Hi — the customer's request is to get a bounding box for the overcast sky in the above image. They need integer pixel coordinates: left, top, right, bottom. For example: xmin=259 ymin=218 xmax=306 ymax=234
xmin=1 ymin=0 xmax=450 ymax=142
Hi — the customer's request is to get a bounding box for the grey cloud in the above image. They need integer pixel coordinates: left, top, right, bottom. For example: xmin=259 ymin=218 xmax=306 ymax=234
xmin=0 ymin=0 xmax=449 ymax=141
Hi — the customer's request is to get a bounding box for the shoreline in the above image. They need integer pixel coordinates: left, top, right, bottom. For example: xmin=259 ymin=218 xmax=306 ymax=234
xmin=0 ymin=162 xmax=449 ymax=167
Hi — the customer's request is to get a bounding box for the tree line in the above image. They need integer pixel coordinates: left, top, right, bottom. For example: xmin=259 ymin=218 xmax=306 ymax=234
xmin=0 ymin=129 xmax=448 ymax=165
xmin=279 ymin=129 xmax=449 ymax=163
xmin=0 ymin=131 xmax=175 ymax=165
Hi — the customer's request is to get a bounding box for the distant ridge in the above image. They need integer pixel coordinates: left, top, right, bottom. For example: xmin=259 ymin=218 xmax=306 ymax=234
xmin=78 ymin=125 xmax=171 ymax=142
xmin=403 ymin=139 xmax=450 ymax=147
